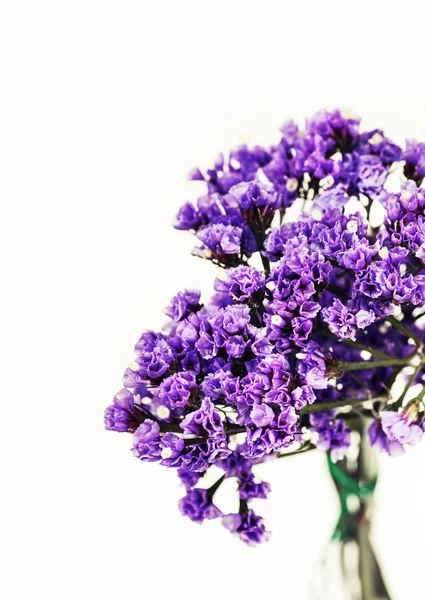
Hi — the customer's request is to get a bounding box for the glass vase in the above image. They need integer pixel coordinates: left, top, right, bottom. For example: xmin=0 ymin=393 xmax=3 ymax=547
xmin=310 ymin=417 xmax=392 ymax=600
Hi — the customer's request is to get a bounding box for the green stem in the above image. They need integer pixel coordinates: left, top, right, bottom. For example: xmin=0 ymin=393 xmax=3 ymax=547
xmin=393 ymin=363 xmax=423 ymax=409
xmin=319 ymin=330 xmax=393 ymax=360
xmin=299 ymin=395 xmax=388 ymax=415
xmin=338 ymin=339 xmax=393 ymax=360
xmin=338 ymin=357 xmax=411 ymax=372
xmin=387 ymin=315 xmax=423 ymax=348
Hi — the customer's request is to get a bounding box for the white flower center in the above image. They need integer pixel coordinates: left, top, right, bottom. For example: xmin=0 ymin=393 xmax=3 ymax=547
xmin=157 ymin=405 xmax=170 ymax=419
xmin=320 ymin=175 xmax=334 ymax=189
xmin=369 ymin=132 xmax=384 ymax=146
xmin=286 ymin=177 xmax=299 ymax=192
xmin=161 ymin=447 xmax=173 ymax=459
xmin=271 ymin=315 xmax=283 ymax=326
xmin=347 ymin=220 xmax=358 ymax=233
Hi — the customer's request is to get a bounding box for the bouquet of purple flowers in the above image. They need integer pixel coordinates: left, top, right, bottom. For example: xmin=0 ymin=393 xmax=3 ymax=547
xmin=105 ymin=109 xmax=425 ymax=596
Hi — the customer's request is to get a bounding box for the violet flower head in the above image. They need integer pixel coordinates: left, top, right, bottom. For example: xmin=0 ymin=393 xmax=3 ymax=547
xmin=132 ymin=420 xmax=162 ymax=462
xmin=214 ymin=265 xmax=265 ymax=302
xmin=179 ymin=489 xmax=222 ymax=523
xmin=181 ymin=398 xmax=225 ymax=438
xmin=107 ymin=108 xmax=425 ymax=544
xmin=104 ymin=388 xmax=139 ymax=433
xmin=229 ymin=180 xmax=280 ymax=212
xmin=177 ymin=467 xmax=201 ymax=490
xmin=310 ymin=412 xmax=351 ymax=463
xmin=222 ymin=509 xmax=271 ymax=545
xmin=165 ymin=289 xmax=201 ymax=322
xmin=369 ymin=407 xmax=423 ymax=456
xmin=403 ymin=140 xmax=425 ymax=183
xmin=196 ymin=223 xmax=242 ymax=255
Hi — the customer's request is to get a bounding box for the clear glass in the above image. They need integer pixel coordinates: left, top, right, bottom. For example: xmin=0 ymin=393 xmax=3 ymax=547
xmin=310 ymin=417 xmax=392 ymax=600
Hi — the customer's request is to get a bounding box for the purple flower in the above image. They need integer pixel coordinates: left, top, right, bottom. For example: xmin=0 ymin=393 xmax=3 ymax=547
xmin=104 ymin=388 xmax=139 ymax=433
xmin=313 ymin=184 xmax=350 ymax=213
xmin=214 ymin=266 xmax=265 ymax=302
xmin=291 ymin=385 xmax=315 ymax=410
xmin=133 ymin=338 xmax=174 ymax=381
xmin=404 ymin=140 xmax=425 ymax=183
xmin=197 ymin=223 xmax=242 ymax=255
xmin=107 ymin=108 xmax=425 ymax=544
xmin=177 ymin=467 xmax=201 ymax=490
xmin=181 ymin=398 xmax=224 ymax=438
xmin=229 ymin=180 xmax=280 ymax=212
xmin=297 ymin=342 xmax=329 ymax=389
xmin=157 ymin=371 xmax=198 ymax=411
xmin=368 ymin=408 xmax=423 ymax=456
xmin=132 ymin=420 xmax=162 ymax=462
xmin=162 ymin=436 xmax=230 ymax=472
xmin=250 ymin=403 xmax=275 ymax=427
xmin=179 ymin=489 xmax=222 ymax=523
xmin=174 ymin=202 xmax=201 ymax=230
xmin=322 ymin=298 xmax=374 ymax=341
xmin=356 ymin=154 xmax=387 ymax=198
xmin=244 ymin=406 xmax=300 ymax=458
xmin=238 ymin=472 xmax=271 ymax=501
xmin=310 ymin=411 xmax=351 ymax=462
xmin=222 ymin=510 xmax=270 ymax=545
xmin=220 ymin=305 xmax=250 ymax=334
xmin=165 ymin=289 xmax=201 ymax=321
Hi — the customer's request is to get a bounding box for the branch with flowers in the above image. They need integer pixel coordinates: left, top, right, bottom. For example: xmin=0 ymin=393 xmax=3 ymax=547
xmin=105 ymin=110 xmax=425 ymax=558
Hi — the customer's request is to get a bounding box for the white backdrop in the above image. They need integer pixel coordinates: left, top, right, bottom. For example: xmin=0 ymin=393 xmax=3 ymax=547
xmin=2 ymin=1 xmax=425 ymax=599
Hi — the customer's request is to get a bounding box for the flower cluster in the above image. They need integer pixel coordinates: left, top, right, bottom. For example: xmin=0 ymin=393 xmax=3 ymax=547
xmin=106 ymin=109 xmax=425 ymax=544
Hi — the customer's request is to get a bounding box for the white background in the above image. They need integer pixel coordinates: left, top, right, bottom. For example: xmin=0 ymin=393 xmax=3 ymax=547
xmin=2 ymin=1 xmax=425 ymax=599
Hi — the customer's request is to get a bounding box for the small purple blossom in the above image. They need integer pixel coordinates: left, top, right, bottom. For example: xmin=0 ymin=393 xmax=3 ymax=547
xmin=229 ymin=180 xmax=280 ymax=212
xmin=104 ymin=388 xmax=139 ymax=433
xmin=222 ymin=510 xmax=270 ymax=545
xmin=131 ymin=420 xmax=162 ymax=462
xmin=157 ymin=371 xmax=198 ymax=411
xmin=323 ymin=298 xmax=375 ymax=341
xmin=177 ymin=467 xmax=201 ymax=490
xmin=214 ymin=266 xmax=265 ymax=302
xmin=369 ymin=408 xmax=423 ymax=456
xmin=310 ymin=412 xmax=351 ymax=462
xmin=165 ymin=289 xmax=201 ymax=322
xmin=181 ymin=398 xmax=225 ymax=438
xmin=197 ymin=223 xmax=242 ymax=255
xmin=179 ymin=489 xmax=222 ymax=523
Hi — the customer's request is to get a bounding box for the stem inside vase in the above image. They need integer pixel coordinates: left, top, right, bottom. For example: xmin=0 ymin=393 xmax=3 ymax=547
xmin=326 ymin=418 xmax=392 ymax=600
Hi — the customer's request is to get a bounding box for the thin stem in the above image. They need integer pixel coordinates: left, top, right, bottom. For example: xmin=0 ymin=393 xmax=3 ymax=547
xmin=338 ymin=357 xmax=411 ymax=372
xmin=417 ymin=386 xmax=425 ymax=402
xmin=319 ymin=329 xmax=393 ymax=360
xmin=207 ymin=474 xmax=226 ymax=496
xmin=387 ymin=315 xmax=424 ymax=348
xmin=299 ymin=395 xmax=388 ymax=415
xmin=340 ymin=340 xmax=393 ymax=360
xmin=259 ymin=252 xmax=270 ymax=276
xmin=414 ymin=309 xmax=425 ymax=321
xmin=275 ymin=441 xmax=316 ymax=459
xmin=393 ymin=363 xmax=423 ymax=409
xmin=385 ymin=363 xmax=405 ymax=392
xmin=225 ymin=424 xmax=247 ymax=436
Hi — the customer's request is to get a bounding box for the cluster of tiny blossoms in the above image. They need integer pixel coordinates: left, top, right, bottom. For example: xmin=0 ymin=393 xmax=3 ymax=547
xmin=105 ymin=109 xmax=425 ymax=544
